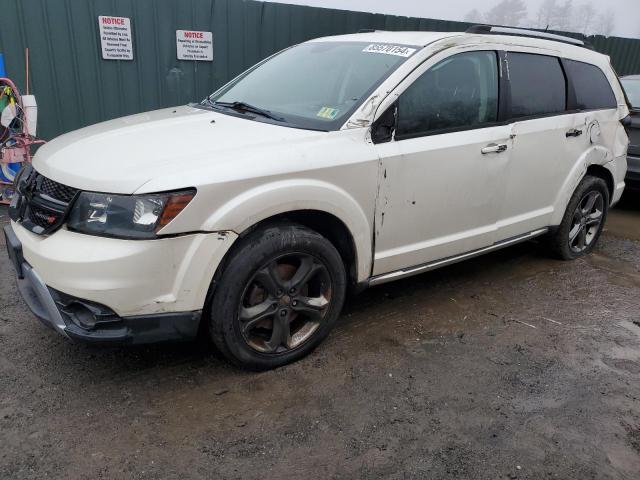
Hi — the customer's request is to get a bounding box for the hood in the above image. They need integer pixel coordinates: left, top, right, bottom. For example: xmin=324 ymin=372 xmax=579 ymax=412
xmin=33 ymin=105 xmax=320 ymax=194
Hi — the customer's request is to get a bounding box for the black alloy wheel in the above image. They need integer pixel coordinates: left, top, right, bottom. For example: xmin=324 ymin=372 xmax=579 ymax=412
xmin=549 ymin=175 xmax=609 ymax=260
xmin=239 ymin=253 xmax=332 ymax=354
xmin=568 ymin=190 xmax=605 ymax=254
xmin=208 ymin=223 xmax=346 ymax=370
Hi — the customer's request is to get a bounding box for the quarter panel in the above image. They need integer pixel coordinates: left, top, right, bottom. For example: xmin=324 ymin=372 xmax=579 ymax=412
xmin=549 ymin=110 xmax=627 ymax=225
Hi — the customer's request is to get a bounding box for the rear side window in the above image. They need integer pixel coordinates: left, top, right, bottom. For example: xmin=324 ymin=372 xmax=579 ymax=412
xmin=563 ymin=59 xmax=617 ymax=110
xmin=507 ymin=53 xmax=567 ymax=118
xmin=396 ymin=51 xmax=499 ymax=138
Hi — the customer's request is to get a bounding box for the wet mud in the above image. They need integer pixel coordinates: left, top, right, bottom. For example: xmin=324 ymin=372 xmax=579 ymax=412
xmin=1 ymin=196 xmax=640 ymax=479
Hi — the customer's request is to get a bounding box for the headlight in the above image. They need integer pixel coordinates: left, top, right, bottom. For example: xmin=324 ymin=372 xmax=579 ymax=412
xmin=67 ymin=190 xmax=195 ymax=239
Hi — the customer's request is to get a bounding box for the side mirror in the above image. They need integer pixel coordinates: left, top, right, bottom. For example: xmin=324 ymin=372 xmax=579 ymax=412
xmin=621 ymin=115 xmax=632 ymax=127
xmin=371 ymin=104 xmax=397 ymax=144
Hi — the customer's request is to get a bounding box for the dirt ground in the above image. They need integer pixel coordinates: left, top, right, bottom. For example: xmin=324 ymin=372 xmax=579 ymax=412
xmin=1 ymin=196 xmax=640 ymax=480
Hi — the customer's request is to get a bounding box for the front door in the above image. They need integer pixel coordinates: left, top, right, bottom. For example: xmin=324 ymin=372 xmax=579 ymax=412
xmin=372 ymin=50 xmax=512 ymax=276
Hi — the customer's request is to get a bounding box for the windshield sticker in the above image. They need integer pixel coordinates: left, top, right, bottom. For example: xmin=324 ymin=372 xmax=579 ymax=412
xmin=362 ymin=44 xmax=417 ymax=57
xmin=317 ymin=107 xmax=340 ymax=120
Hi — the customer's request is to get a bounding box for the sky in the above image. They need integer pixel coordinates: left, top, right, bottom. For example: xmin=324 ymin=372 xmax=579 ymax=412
xmin=263 ymin=0 xmax=640 ymax=39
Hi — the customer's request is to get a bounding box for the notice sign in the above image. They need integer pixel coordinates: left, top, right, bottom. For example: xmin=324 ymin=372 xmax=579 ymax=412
xmin=99 ymin=16 xmax=133 ymax=60
xmin=176 ymin=30 xmax=213 ymax=61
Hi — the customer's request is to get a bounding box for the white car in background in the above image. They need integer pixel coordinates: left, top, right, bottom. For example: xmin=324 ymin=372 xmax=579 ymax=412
xmin=4 ymin=26 xmax=629 ymax=369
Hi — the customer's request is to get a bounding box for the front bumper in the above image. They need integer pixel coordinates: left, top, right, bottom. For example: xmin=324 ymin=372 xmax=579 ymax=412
xmin=8 ymin=220 xmax=236 ymax=317
xmin=5 ymin=224 xmax=202 ymax=344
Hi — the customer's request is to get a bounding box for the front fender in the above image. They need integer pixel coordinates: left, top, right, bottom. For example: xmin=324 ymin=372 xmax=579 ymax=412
xmin=202 ymin=179 xmax=373 ymax=282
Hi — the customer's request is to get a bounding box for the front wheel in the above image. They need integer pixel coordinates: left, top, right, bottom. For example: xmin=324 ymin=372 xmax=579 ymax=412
xmin=549 ymin=175 xmax=609 ymax=260
xmin=208 ymin=223 xmax=346 ymax=370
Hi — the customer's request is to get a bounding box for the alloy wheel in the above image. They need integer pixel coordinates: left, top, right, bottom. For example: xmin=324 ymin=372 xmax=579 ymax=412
xmin=568 ymin=190 xmax=604 ymax=254
xmin=238 ymin=253 xmax=333 ymax=354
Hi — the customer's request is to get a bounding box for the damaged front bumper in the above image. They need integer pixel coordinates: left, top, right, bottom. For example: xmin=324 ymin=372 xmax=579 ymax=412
xmin=4 ymin=224 xmax=203 ymax=345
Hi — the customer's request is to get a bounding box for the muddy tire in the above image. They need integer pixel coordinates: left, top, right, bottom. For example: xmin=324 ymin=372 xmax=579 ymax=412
xmin=208 ymin=223 xmax=346 ymax=370
xmin=549 ymin=175 xmax=609 ymax=260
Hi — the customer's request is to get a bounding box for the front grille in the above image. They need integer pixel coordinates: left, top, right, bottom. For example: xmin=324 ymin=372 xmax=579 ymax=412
xmin=9 ymin=165 xmax=79 ymax=236
xmin=28 ymin=204 xmax=60 ymax=230
xmin=39 ymin=176 xmax=78 ymax=203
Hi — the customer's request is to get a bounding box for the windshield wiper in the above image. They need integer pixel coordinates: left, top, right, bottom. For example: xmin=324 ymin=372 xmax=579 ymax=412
xmin=210 ymin=100 xmax=285 ymax=122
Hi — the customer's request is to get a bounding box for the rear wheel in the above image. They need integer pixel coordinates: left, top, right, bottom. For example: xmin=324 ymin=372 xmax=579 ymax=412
xmin=208 ymin=223 xmax=346 ymax=370
xmin=549 ymin=175 xmax=609 ymax=260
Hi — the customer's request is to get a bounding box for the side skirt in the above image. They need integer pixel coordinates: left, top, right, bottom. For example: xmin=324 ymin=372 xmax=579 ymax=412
xmin=368 ymin=228 xmax=549 ymax=287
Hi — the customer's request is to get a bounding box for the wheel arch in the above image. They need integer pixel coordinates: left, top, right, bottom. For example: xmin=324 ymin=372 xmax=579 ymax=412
xmin=585 ymin=164 xmax=614 ymax=200
xmin=551 ymin=148 xmax=616 ymax=225
xmin=202 ymin=179 xmax=373 ymax=285
xmin=200 ymin=207 xmax=365 ymax=337
xmin=240 ymin=210 xmax=360 ymax=286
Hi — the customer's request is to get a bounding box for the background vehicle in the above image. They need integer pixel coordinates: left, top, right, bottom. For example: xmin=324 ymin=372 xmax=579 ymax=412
xmin=621 ymin=75 xmax=640 ymax=189
xmin=4 ymin=27 xmax=629 ymax=370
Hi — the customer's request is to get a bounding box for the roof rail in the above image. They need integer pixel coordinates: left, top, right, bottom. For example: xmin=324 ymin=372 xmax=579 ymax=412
xmin=466 ymin=25 xmax=594 ymax=49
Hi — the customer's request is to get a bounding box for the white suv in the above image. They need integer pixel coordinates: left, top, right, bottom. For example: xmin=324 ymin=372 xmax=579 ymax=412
xmin=4 ymin=27 xmax=629 ymax=369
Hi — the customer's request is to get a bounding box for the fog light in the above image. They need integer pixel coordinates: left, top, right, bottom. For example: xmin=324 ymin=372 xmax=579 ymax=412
xmin=50 ymin=288 xmax=121 ymax=330
xmin=64 ymin=302 xmax=98 ymax=329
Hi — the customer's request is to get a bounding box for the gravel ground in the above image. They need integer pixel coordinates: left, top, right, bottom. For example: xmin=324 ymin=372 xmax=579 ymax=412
xmin=1 ymin=197 xmax=639 ymax=480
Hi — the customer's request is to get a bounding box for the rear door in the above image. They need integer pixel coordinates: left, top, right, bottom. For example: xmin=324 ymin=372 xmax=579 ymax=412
xmin=496 ymin=52 xmax=574 ymax=240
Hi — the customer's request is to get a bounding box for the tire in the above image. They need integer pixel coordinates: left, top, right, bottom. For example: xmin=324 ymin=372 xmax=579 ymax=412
xmin=208 ymin=223 xmax=347 ymax=370
xmin=549 ymin=175 xmax=609 ymax=260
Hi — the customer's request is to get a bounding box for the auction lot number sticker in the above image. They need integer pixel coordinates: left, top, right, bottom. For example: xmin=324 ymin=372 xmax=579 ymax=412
xmin=363 ymin=44 xmax=417 ymax=57
xmin=176 ymin=30 xmax=214 ymax=61
xmin=99 ymin=16 xmax=133 ymax=60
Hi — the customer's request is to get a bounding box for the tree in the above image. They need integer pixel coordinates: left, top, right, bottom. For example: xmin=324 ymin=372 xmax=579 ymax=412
xmin=464 ymin=8 xmax=484 ymax=24
xmin=533 ymin=0 xmax=577 ymax=32
xmin=594 ymin=10 xmax=615 ymax=37
xmin=535 ymin=0 xmax=557 ymax=29
xmin=554 ymin=0 xmax=574 ymax=31
xmin=574 ymin=1 xmax=597 ymax=35
xmin=484 ymin=0 xmax=527 ymax=27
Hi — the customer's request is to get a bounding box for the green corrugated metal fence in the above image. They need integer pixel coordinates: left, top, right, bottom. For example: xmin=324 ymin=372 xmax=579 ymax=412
xmin=1 ymin=0 xmax=639 ymax=140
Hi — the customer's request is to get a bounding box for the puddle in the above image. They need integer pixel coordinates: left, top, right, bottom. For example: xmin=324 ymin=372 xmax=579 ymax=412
xmin=585 ymin=252 xmax=640 ymax=288
xmin=606 ymin=204 xmax=640 ymax=241
xmin=602 ymin=357 xmax=640 ymax=374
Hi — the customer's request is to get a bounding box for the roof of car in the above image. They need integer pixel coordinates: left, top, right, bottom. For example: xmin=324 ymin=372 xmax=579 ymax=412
xmin=309 ymin=31 xmax=462 ymax=47
xmin=308 ymin=30 xmax=604 ymax=58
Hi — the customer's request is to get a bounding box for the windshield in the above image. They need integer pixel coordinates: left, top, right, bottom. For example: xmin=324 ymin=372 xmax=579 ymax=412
xmin=205 ymin=41 xmax=419 ymax=130
xmin=622 ymin=78 xmax=640 ymax=109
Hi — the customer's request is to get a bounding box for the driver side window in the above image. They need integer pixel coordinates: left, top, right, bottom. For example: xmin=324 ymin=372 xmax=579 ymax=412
xmin=396 ymin=51 xmax=499 ymax=140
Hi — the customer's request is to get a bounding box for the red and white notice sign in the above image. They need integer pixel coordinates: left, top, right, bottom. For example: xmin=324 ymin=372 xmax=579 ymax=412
xmin=98 ymin=16 xmax=133 ymax=60
xmin=176 ymin=30 xmax=213 ymax=61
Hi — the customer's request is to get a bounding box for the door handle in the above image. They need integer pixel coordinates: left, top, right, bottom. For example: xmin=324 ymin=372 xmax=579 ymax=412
xmin=566 ymin=128 xmax=583 ymax=138
xmin=481 ymin=143 xmax=508 ymax=154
